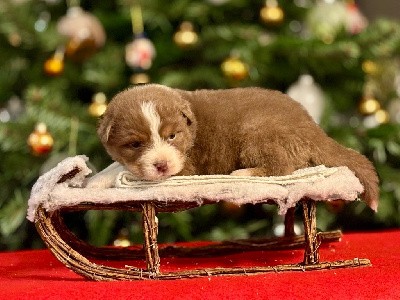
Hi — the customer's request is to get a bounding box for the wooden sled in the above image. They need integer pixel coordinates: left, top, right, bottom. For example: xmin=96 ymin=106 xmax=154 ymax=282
xmin=29 ymin=156 xmax=371 ymax=281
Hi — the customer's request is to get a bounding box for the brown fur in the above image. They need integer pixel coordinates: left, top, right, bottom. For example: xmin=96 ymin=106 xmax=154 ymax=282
xmin=98 ymin=84 xmax=379 ymax=210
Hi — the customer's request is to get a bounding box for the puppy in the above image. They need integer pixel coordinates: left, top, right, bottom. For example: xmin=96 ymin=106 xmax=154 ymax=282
xmin=97 ymin=84 xmax=379 ymax=211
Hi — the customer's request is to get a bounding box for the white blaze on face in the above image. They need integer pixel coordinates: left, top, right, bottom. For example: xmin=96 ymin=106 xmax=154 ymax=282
xmin=139 ymin=102 xmax=184 ymax=180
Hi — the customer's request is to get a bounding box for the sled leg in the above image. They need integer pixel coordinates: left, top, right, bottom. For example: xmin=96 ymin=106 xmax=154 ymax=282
xmin=284 ymin=207 xmax=296 ymax=237
xmin=142 ymin=203 xmax=160 ymax=275
xmin=302 ymin=200 xmax=320 ymax=265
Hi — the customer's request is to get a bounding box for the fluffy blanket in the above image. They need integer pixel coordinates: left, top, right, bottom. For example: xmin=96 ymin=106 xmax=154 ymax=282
xmin=27 ymin=155 xmax=364 ymax=222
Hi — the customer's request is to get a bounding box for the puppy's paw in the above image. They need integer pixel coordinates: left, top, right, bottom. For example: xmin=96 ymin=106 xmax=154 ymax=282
xmin=84 ymin=162 xmax=125 ymax=188
xmin=85 ymin=176 xmax=115 ymax=188
xmin=230 ymin=168 xmax=255 ymax=176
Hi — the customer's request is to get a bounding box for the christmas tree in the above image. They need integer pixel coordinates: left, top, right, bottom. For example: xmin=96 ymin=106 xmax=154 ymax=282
xmin=1 ymin=0 xmax=400 ymax=250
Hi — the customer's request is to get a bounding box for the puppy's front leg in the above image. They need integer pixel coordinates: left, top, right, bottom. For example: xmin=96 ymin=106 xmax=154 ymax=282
xmin=230 ymin=168 xmax=257 ymax=176
xmin=231 ymin=168 xmax=269 ymax=177
xmin=85 ymin=162 xmax=126 ymax=188
xmin=230 ymin=166 xmax=295 ymax=177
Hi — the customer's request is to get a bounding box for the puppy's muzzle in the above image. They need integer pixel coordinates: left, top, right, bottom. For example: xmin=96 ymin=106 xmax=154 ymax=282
xmin=154 ymin=160 xmax=168 ymax=174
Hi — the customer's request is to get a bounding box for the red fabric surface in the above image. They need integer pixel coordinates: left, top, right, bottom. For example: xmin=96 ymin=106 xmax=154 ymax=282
xmin=1 ymin=230 xmax=399 ymax=300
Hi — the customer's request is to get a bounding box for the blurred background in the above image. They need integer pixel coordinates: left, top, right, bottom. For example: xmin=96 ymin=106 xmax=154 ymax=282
xmin=0 ymin=0 xmax=399 ymax=250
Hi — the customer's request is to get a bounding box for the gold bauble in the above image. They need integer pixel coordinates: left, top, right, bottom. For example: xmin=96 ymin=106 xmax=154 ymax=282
xmin=28 ymin=123 xmax=54 ymax=155
xmin=88 ymin=92 xmax=107 ymax=117
xmin=374 ymin=109 xmax=389 ymax=124
xmin=130 ymin=73 xmax=150 ymax=85
xmin=44 ymin=55 xmax=64 ymax=76
xmin=359 ymin=96 xmax=381 ymax=115
xmin=113 ymin=228 xmax=131 ymax=247
xmin=260 ymin=0 xmax=284 ymax=25
xmin=173 ymin=22 xmax=199 ymax=48
xmin=221 ymin=57 xmax=249 ymax=81
xmin=362 ymin=60 xmax=379 ymax=75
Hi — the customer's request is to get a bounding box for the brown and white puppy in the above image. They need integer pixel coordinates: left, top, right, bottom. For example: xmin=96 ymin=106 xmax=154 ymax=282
xmin=98 ymin=84 xmax=379 ymax=211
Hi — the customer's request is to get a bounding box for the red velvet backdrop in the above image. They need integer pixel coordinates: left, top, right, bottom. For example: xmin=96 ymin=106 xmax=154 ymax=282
xmin=1 ymin=230 xmax=399 ymax=300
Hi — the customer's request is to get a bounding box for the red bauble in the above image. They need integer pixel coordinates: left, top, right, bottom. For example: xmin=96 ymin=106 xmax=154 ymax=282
xmin=28 ymin=123 xmax=54 ymax=155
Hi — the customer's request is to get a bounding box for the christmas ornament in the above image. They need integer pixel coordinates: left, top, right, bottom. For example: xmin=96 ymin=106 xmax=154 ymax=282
xmin=125 ymin=5 xmax=156 ymax=70
xmin=362 ymin=60 xmax=379 ymax=75
xmin=306 ymin=0 xmax=347 ymax=43
xmin=345 ymin=0 xmax=368 ymax=35
xmin=173 ymin=22 xmax=199 ymax=48
xmin=260 ymin=0 xmax=284 ymax=25
xmin=125 ymin=35 xmax=156 ymax=70
xmin=88 ymin=92 xmax=107 ymax=117
xmin=28 ymin=123 xmax=54 ymax=155
xmin=57 ymin=6 xmax=106 ymax=61
xmin=130 ymin=73 xmax=150 ymax=85
xmin=221 ymin=56 xmax=249 ymax=81
xmin=359 ymin=95 xmax=380 ymax=115
xmin=388 ymin=99 xmax=400 ymax=124
xmin=113 ymin=228 xmax=131 ymax=247
xmin=44 ymin=49 xmax=65 ymax=76
xmin=375 ymin=109 xmax=390 ymax=124
xmin=287 ymin=74 xmax=325 ymax=123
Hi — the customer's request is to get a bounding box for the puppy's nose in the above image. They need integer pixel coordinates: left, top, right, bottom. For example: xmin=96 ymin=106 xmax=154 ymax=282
xmin=154 ymin=161 xmax=168 ymax=173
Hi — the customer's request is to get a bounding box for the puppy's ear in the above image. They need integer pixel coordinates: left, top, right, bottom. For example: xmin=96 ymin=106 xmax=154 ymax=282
xmin=174 ymin=94 xmax=195 ymax=127
xmin=182 ymin=112 xmax=193 ymax=126
xmin=97 ymin=115 xmax=113 ymax=144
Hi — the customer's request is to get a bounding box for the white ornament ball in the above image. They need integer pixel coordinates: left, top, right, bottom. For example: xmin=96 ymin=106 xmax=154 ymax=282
xmin=287 ymin=74 xmax=325 ymax=124
xmin=125 ymin=36 xmax=156 ymax=70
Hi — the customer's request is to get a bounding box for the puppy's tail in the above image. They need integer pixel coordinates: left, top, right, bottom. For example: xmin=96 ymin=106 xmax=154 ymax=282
xmin=313 ymin=137 xmax=379 ymax=211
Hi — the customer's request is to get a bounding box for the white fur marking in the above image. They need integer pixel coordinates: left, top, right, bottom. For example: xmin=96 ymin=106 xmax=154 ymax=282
xmin=141 ymin=102 xmax=162 ymax=145
xmin=139 ymin=101 xmax=184 ymax=180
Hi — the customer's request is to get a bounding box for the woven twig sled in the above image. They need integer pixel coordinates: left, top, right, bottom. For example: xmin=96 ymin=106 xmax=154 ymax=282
xmin=28 ymin=156 xmax=372 ymax=281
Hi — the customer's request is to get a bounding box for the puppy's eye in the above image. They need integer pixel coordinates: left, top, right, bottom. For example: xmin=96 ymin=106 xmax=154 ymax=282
xmin=167 ymin=133 xmax=176 ymax=141
xmin=130 ymin=141 xmax=142 ymax=149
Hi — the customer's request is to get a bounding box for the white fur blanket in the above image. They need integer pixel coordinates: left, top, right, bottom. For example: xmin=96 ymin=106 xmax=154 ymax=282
xmin=26 ymin=155 xmax=364 ymax=222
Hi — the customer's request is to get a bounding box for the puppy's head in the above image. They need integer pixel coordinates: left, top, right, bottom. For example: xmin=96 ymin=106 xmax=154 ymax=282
xmin=98 ymin=84 xmax=196 ymax=181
